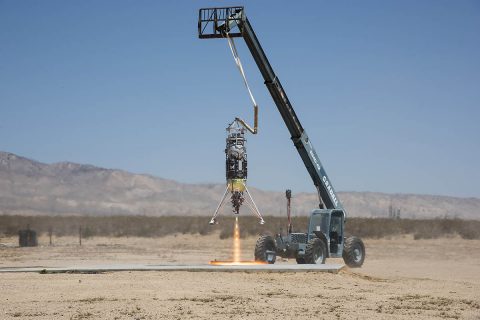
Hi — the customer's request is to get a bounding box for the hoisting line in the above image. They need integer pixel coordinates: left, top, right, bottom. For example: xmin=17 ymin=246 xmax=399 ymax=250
xmin=226 ymin=32 xmax=258 ymax=134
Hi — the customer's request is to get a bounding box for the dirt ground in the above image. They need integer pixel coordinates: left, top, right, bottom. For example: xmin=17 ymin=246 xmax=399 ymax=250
xmin=1 ymin=233 xmax=479 ymax=319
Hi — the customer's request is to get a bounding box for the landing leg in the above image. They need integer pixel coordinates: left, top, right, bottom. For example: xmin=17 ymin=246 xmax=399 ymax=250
xmin=210 ymin=186 xmax=229 ymax=225
xmin=244 ymin=183 xmax=265 ymax=224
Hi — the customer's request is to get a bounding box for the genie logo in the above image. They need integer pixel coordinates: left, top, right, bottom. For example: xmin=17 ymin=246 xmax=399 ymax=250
xmin=322 ymin=176 xmax=339 ymax=207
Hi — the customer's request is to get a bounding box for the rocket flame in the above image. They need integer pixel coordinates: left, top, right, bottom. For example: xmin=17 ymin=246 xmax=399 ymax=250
xmin=209 ymin=261 xmax=267 ymax=266
xmin=209 ymin=216 xmax=267 ymax=266
xmin=233 ymin=216 xmax=240 ymax=263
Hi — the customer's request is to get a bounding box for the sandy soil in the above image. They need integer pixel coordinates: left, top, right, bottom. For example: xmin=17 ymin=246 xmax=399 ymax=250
xmin=0 ymin=233 xmax=479 ymax=319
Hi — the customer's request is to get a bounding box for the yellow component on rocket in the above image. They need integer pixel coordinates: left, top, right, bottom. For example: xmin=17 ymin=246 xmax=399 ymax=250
xmin=227 ymin=179 xmax=246 ymax=192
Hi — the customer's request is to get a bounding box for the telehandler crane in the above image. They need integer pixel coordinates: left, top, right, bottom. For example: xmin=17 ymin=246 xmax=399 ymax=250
xmin=198 ymin=6 xmax=365 ymax=267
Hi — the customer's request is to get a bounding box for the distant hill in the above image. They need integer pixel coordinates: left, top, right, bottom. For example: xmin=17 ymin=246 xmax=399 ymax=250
xmin=0 ymin=151 xmax=478 ymax=219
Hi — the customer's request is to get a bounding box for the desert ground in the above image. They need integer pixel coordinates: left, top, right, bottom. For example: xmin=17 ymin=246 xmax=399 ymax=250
xmin=1 ymin=233 xmax=479 ymax=319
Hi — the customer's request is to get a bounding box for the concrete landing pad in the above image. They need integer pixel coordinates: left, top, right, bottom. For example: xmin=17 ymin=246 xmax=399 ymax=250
xmin=0 ymin=263 xmax=344 ymax=274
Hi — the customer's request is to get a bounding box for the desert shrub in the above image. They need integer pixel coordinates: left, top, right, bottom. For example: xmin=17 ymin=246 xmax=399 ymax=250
xmin=219 ymin=229 xmax=230 ymax=239
xmin=413 ymin=232 xmax=433 ymax=240
xmin=0 ymin=215 xmax=479 ymax=240
xmin=82 ymin=226 xmax=95 ymax=239
xmin=457 ymin=224 xmax=478 ymax=240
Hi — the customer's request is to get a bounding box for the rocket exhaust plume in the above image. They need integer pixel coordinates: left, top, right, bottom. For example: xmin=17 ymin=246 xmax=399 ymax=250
xmin=209 ymin=217 xmax=267 ymax=266
xmin=233 ymin=217 xmax=240 ymax=263
xmin=209 ymin=119 xmax=265 ymax=225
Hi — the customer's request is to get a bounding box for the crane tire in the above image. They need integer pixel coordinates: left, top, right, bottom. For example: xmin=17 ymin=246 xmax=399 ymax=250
xmin=254 ymin=235 xmax=276 ymax=264
xmin=342 ymin=236 xmax=365 ymax=268
xmin=304 ymin=238 xmax=327 ymax=264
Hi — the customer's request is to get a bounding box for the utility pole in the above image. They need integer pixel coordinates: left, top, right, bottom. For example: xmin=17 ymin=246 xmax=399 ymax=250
xmin=48 ymin=226 xmax=53 ymax=246
xmin=286 ymin=189 xmax=292 ymax=234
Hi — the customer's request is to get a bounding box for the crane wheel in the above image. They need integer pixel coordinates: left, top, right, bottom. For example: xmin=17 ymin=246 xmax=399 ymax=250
xmin=304 ymin=238 xmax=326 ymax=264
xmin=342 ymin=236 xmax=365 ymax=268
xmin=254 ymin=235 xmax=276 ymax=264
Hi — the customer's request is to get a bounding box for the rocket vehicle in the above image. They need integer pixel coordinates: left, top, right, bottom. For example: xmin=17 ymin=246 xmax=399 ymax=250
xmin=209 ymin=119 xmax=265 ymax=225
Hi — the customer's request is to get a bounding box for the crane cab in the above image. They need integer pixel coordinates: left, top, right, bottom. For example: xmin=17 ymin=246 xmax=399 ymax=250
xmin=308 ymin=209 xmax=345 ymax=258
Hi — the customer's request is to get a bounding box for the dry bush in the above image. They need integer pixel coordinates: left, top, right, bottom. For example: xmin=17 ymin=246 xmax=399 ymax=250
xmin=0 ymin=215 xmax=478 ymax=240
xmin=344 ymin=218 xmax=479 ymax=240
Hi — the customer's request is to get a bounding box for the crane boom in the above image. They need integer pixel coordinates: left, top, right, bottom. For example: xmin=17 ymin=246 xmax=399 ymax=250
xmin=199 ymin=7 xmax=344 ymax=212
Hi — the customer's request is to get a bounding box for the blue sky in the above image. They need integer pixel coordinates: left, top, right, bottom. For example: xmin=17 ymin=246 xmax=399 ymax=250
xmin=1 ymin=1 xmax=479 ymax=197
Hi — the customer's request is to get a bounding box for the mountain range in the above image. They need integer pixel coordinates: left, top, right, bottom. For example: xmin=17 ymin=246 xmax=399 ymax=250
xmin=0 ymin=151 xmax=478 ymax=219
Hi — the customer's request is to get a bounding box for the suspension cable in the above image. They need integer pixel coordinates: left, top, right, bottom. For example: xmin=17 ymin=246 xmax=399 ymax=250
xmin=226 ymin=33 xmax=258 ymax=134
